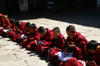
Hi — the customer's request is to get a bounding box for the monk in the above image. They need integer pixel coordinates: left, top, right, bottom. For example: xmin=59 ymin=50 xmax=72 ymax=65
xmin=0 ymin=15 xmax=11 ymax=35
xmin=2 ymin=18 xmax=16 ymax=37
xmin=47 ymin=27 xmax=66 ymax=65
xmin=86 ymin=40 xmax=100 ymax=66
xmin=13 ymin=21 xmax=25 ymax=42
xmin=0 ymin=13 xmax=4 ymax=26
xmin=23 ymin=22 xmax=31 ymax=35
xmin=25 ymin=23 xmax=40 ymax=50
xmin=7 ymin=19 xmax=17 ymax=38
xmin=34 ymin=26 xmax=53 ymax=55
xmin=19 ymin=22 xmax=31 ymax=47
xmin=20 ymin=23 xmax=40 ymax=49
xmin=64 ymin=25 xmax=88 ymax=60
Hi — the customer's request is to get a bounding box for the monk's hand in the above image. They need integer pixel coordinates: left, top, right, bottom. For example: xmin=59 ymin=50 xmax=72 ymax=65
xmin=64 ymin=48 xmax=68 ymax=54
xmin=0 ymin=14 xmax=2 ymax=16
xmin=10 ymin=29 xmax=13 ymax=31
xmin=24 ymin=39 xmax=27 ymax=42
xmin=39 ymin=42 xmax=44 ymax=46
xmin=86 ymin=61 xmax=97 ymax=66
xmin=7 ymin=25 xmax=10 ymax=29
xmin=3 ymin=23 xmax=5 ymax=26
xmin=67 ymin=41 xmax=76 ymax=49
xmin=49 ymin=47 xmax=53 ymax=52
xmin=17 ymin=28 xmax=20 ymax=31
xmin=26 ymin=32 xmax=29 ymax=35
xmin=88 ymin=61 xmax=96 ymax=66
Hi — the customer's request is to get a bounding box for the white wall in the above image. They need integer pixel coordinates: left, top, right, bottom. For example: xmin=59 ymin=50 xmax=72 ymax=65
xmin=19 ymin=0 xmax=29 ymax=12
xmin=97 ymin=0 xmax=100 ymax=7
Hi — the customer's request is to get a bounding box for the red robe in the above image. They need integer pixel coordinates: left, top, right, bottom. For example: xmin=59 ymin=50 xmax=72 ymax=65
xmin=8 ymin=25 xmax=16 ymax=38
xmin=65 ymin=32 xmax=88 ymax=60
xmin=50 ymin=33 xmax=66 ymax=49
xmin=0 ymin=14 xmax=4 ymax=27
xmin=34 ymin=28 xmax=53 ymax=55
xmin=19 ymin=30 xmax=31 ymax=47
xmin=19 ymin=22 xmax=26 ymax=31
xmin=26 ymin=30 xmax=40 ymax=50
xmin=59 ymin=57 xmax=84 ymax=66
xmin=20 ymin=30 xmax=40 ymax=49
xmin=48 ymin=33 xmax=66 ymax=65
xmin=0 ymin=19 xmax=11 ymax=35
xmin=13 ymin=22 xmax=25 ymax=42
xmin=87 ymin=49 xmax=100 ymax=66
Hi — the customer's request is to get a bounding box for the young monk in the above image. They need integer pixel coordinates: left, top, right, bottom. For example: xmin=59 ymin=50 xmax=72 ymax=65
xmin=0 ymin=15 xmax=11 ymax=35
xmin=7 ymin=19 xmax=17 ymax=38
xmin=86 ymin=40 xmax=100 ymax=66
xmin=23 ymin=22 xmax=31 ymax=35
xmin=33 ymin=26 xmax=53 ymax=55
xmin=2 ymin=18 xmax=16 ymax=37
xmin=19 ymin=22 xmax=31 ymax=47
xmin=16 ymin=22 xmax=31 ymax=43
xmin=20 ymin=23 xmax=39 ymax=48
xmin=47 ymin=27 xmax=66 ymax=65
xmin=2 ymin=15 xmax=10 ymax=28
xmin=0 ymin=13 xmax=4 ymax=33
xmin=0 ymin=13 xmax=4 ymax=27
xmin=64 ymin=25 xmax=88 ymax=60
xmin=25 ymin=23 xmax=40 ymax=50
xmin=13 ymin=21 xmax=25 ymax=42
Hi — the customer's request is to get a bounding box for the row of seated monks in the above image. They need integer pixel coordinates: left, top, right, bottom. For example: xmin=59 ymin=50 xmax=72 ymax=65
xmin=0 ymin=13 xmax=100 ymax=66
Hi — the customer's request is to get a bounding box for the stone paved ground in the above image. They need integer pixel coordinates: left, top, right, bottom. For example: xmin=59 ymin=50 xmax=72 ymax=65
xmin=0 ymin=8 xmax=100 ymax=66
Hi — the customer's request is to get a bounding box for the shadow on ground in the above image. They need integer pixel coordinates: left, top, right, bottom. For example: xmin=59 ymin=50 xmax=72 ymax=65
xmin=8 ymin=8 xmax=100 ymax=29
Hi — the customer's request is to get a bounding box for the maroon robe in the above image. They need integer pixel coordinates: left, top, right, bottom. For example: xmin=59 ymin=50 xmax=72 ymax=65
xmin=48 ymin=33 xmax=66 ymax=65
xmin=20 ymin=29 xmax=40 ymax=49
xmin=0 ymin=19 xmax=11 ymax=35
xmin=8 ymin=25 xmax=16 ymax=38
xmin=59 ymin=57 xmax=84 ymax=66
xmin=87 ymin=49 xmax=100 ymax=66
xmin=65 ymin=32 xmax=88 ymax=60
xmin=13 ymin=22 xmax=25 ymax=42
xmin=19 ymin=30 xmax=32 ymax=47
xmin=26 ymin=30 xmax=40 ymax=50
xmin=34 ymin=28 xmax=53 ymax=55
xmin=0 ymin=14 xmax=4 ymax=27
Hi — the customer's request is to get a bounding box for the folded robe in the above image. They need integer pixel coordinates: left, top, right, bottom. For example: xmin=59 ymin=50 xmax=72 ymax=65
xmin=55 ymin=52 xmax=86 ymax=66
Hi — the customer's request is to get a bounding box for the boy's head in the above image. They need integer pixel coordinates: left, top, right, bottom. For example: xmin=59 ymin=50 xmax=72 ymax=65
xmin=10 ymin=18 xmax=16 ymax=25
xmin=52 ymin=27 xmax=60 ymax=38
xmin=15 ymin=21 xmax=21 ymax=27
xmin=66 ymin=25 xmax=76 ymax=39
xmin=30 ymin=23 xmax=36 ymax=32
xmin=25 ymin=22 xmax=31 ymax=30
xmin=3 ymin=15 xmax=9 ymax=21
xmin=87 ymin=40 xmax=99 ymax=53
xmin=38 ymin=26 xmax=46 ymax=38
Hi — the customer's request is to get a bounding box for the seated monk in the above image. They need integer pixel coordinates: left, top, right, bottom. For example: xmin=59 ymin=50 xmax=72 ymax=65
xmin=21 ymin=23 xmax=40 ymax=49
xmin=0 ymin=15 xmax=11 ymax=35
xmin=13 ymin=21 xmax=25 ymax=42
xmin=0 ymin=13 xmax=4 ymax=27
xmin=86 ymin=40 xmax=100 ymax=66
xmin=2 ymin=18 xmax=16 ymax=37
xmin=34 ymin=26 xmax=53 ymax=56
xmin=64 ymin=25 xmax=88 ymax=61
xmin=47 ymin=27 xmax=66 ymax=65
